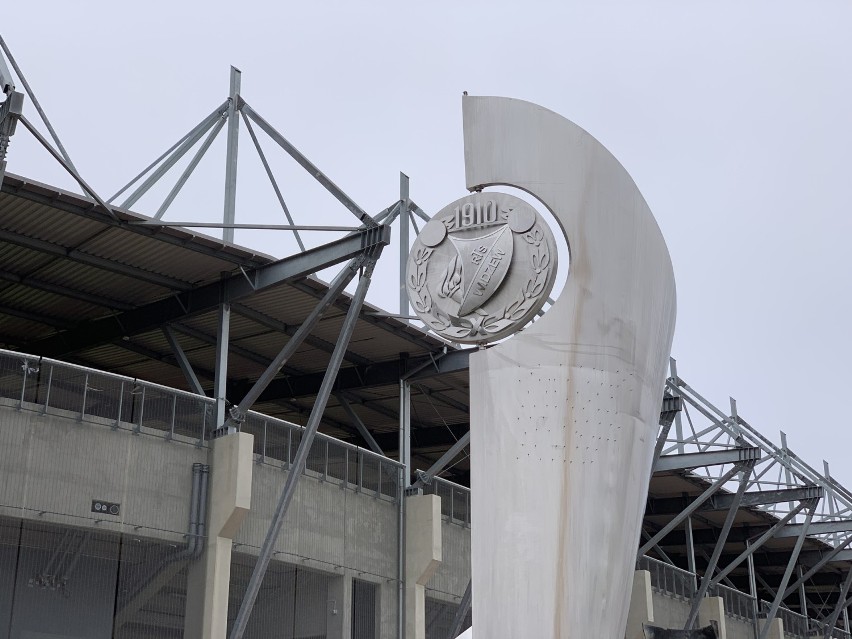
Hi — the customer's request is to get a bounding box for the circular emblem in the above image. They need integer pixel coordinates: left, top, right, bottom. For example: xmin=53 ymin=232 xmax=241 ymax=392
xmin=406 ymin=192 xmax=558 ymax=344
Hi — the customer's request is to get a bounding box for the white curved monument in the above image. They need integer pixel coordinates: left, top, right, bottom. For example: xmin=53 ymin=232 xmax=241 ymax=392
xmin=457 ymin=96 xmax=677 ymax=638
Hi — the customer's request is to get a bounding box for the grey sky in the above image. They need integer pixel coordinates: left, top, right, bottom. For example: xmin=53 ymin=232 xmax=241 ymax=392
xmin=3 ymin=1 xmax=851 ymax=484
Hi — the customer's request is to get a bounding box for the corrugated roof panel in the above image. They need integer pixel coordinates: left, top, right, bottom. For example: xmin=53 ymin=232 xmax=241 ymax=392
xmin=33 ymin=258 xmax=169 ymax=307
xmin=0 ymin=243 xmax=56 ymax=277
xmin=0 ymin=282 xmax=102 ymax=322
xmin=0 ymin=313 xmax=54 ymax=342
xmin=0 ymin=192 xmax=106 ymax=246
xmin=79 ymin=227 xmax=234 ymax=286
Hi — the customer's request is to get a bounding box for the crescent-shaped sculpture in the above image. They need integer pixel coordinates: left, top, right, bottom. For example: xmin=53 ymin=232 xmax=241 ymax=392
xmin=464 ymin=96 xmax=677 ymax=638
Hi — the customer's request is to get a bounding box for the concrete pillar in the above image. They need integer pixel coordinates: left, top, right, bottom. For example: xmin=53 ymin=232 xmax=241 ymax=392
xmin=764 ymin=617 xmax=784 ymax=639
xmin=698 ymin=596 xmax=727 ymax=639
xmin=626 ymin=570 xmax=654 ymax=639
xmin=184 ymin=432 xmax=253 ymax=639
xmin=405 ymin=494 xmax=442 ymax=639
xmin=327 ymin=571 xmax=353 ymax=639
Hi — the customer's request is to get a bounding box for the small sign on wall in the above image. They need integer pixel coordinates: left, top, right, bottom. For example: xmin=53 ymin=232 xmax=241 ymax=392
xmin=91 ymin=500 xmax=120 ymax=516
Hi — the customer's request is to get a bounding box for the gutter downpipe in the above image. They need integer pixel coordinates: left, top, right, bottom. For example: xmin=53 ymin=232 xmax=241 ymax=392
xmin=116 ymin=463 xmax=208 ymax=615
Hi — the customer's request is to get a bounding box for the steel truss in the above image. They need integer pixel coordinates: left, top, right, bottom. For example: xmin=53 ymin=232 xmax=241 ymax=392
xmin=643 ymin=358 xmax=852 ymax=636
xmin=8 ymin=37 xmax=852 ymax=639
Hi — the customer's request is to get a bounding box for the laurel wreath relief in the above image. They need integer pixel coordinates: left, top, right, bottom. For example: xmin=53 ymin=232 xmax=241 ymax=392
xmin=409 ymin=224 xmax=551 ymax=341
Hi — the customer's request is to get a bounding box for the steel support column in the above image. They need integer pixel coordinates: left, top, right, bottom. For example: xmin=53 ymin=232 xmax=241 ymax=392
xmin=0 ymin=90 xmax=23 ymax=186
xmin=747 ymin=540 xmax=759 ymax=635
xmin=823 ymin=569 xmax=852 ymax=639
xmin=797 ymin=565 xmax=808 ymax=618
xmin=400 ymin=379 xmax=411 ymax=483
xmin=399 ymin=172 xmax=409 ymax=317
xmin=670 ymin=358 xmax=685 ymax=454
xmin=223 ymin=66 xmax=241 ymax=243
xmin=686 ymin=516 xmax=697 ymax=589
xmin=446 ymin=580 xmax=472 ymax=639
xmin=783 ymin=535 xmax=852 ymax=600
xmin=213 ymin=303 xmax=230 ymax=429
xmin=229 ymin=262 xmax=376 ymax=639
xmin=685 ymin=465 xmax=753 ymax=629
xmin=758 ymin=506 xmax=816 ymax=639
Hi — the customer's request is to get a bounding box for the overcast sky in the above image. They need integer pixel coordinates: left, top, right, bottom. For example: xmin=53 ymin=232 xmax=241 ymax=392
xmin=2 ymin=1 xmax=851 ymax=486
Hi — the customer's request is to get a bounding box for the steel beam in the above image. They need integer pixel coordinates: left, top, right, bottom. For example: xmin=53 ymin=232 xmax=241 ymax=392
xmin=777 ymin=520 xmax=852 ymax=539
xmin=230 ymin=302 xmax=369 ymax=366
xmin=413 ymin=431 xmax=470 ymax=487
xmin=223 ymin=66 xmax=241 ymax=244
xmin=0 ymin=35 xmax=75 ymax=170
xmin=17 ymin=116 xmax=118 ymax=221
xmin=336 ymin=393 xmax=383 ymax=455
xmin=1 ymin=173 xmax=264 ymax=269
xmin=823 ymin=570 xmax=852 ymax=639
xmin=224 ymin=261 xmax=359 ymax=427
xmin=0 ymin=228 xmax=190 ymax=291
xmin=710 ymin=500 xmax=810 ymax=586
xmin=651 ymin=421 xmax=673 ymax=479
xmin=154 ymin=114 xmax=226 ymax=220
xmin=787 ymin=537 xmax=852 ymax=597
xmin=162 ymin=327 xmax=205 ymax=395
xmin=240 ymin=110 xmax=305 ymax=252
xmin=822 ymin=570 xmax=852 ymax=639
xmin=108 ymin=101 xmax=228 ymax=204
xmin=638 ymin=464 xmax=744 ymax=558
xmin=685 ymin=467 xmax=753 ymax=629
xmin=654 ymin=447 xmax=761 ymax=472
xmin=119 ymin=106 xmax=225 ymax=210
xmin=758 ymin=507 xmax=816 ymax=639
xmin=229 ymin=263 xmax=376 ymax=639
xmin=647 ymin=485 xmax=823 ymax=515
xmin=22 ymin=224 xmax=390 ymax=357
xmin=241 ymin=102 xmax=375 ymax=227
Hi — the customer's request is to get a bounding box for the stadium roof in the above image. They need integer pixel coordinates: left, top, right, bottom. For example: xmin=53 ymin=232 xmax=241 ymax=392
xmin=0 ymin=172 xmax=471 ymax=477
xmin=3 ymin=170 xmax=852 ymax=621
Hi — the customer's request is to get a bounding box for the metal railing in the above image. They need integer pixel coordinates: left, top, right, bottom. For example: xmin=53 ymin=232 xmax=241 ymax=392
xmin=710 ymin=582 xmax=757 ymax=622
xmin=637 ymin=555 xmax=696 ymax=600
xmin=0 ymin=348 xmax=402 ymax=501
xmin=763 ymin=600 xmax=809 ymax=638
xmin=808 ymin=617 xmax=851 ymax=639
xmin=420 ymin=474 xmax=471 ymax=526
xmin=638 ymin=557 xmax=852 ymax=639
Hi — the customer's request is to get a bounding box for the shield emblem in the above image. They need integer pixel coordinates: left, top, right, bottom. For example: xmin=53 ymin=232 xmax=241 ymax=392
xmin=447 ymin=225 xmax=514 ymax=315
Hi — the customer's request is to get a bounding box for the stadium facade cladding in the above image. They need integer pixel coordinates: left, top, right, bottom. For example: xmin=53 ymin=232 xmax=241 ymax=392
xmin=2 ymin=60 xmax=852 ymax=639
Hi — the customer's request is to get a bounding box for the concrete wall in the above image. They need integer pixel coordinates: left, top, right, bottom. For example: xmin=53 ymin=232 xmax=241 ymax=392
xmin=0 ymin=398 xmax=205 ymax=544
xmin=651 ymin=592 xmax=691 ymax=630
xmin=233 ymin=460 xmax=401 ymax=638
xmin=0 ymin=397 xmax=403 ymax=638
xmin=650 ymin=589 xmax=762 ymax=639
xmin=425 ymin=521 xmax=470 ymax=603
